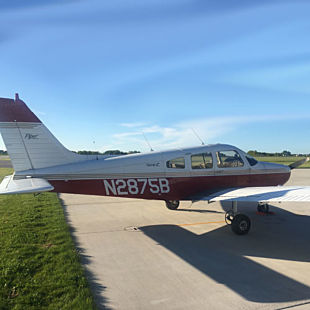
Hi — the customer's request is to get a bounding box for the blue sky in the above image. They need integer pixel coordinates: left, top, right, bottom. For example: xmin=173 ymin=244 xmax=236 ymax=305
xmin=0 ymin=0 xmax=310 ymax=153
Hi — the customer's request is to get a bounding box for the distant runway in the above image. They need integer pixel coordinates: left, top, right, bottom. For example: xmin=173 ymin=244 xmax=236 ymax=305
xmin=0 ymin=158 xmax=12 ymax=168
xmin=60 ymin=170 xmax=310 ymax=309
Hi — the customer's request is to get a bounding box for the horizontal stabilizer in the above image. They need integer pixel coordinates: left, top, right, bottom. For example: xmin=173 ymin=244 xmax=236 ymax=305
xmin=0 ymin=175 xmax=54 ymax=194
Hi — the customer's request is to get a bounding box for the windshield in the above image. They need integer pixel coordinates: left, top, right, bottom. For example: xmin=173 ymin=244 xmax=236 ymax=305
xmin=246 ymin=155 xmax=258 ymax=166
xmin=216 ymin=150 xmax=244 ymax=168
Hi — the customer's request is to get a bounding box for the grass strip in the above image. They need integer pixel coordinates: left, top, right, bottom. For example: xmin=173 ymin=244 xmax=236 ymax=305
xmin=0 ymin=168 xmax=96 ymax=310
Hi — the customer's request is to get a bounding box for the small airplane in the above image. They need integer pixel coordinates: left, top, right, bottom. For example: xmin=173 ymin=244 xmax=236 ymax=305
xmin=0 ymin=94 xmax=310 ymax=235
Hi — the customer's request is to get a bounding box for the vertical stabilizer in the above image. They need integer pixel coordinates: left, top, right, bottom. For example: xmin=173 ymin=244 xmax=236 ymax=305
xmin=0 ymin=94 xmax=82 ymax=172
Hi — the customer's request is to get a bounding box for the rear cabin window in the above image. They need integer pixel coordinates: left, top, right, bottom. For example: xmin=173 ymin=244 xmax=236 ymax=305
xmin=166 ymin=157 xmax=185 ymax=169
xmin=191 ymin=152 xmax=213 ymax=169
xmin=216 ymin=150 xmax=244 ymax=168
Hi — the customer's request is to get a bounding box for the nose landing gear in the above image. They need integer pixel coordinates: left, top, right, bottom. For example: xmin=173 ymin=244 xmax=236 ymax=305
xmin=257 ymin=203 xmax=269 ymax=213
xmin=165 ymin=200 xmax=180 ymax=210
xmin=257 ymin=203 xmax=274 ymax=215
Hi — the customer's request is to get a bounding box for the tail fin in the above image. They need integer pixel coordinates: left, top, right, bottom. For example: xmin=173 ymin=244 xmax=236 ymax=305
xmin=0 ymin=94 xmax=82 ymax=172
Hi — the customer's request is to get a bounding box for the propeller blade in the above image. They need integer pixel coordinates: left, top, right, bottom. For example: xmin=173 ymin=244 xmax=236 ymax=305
xmin=289 ymin=157 xmax=310 ymax=170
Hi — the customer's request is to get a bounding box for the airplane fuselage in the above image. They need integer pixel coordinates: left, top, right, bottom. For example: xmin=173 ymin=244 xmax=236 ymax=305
xmin=15 ymin=144 xmax=290 ymax=201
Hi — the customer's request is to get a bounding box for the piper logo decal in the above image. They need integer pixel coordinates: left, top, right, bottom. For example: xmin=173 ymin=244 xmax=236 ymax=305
xmin=24 ymin=133 xmax=39 ymax=140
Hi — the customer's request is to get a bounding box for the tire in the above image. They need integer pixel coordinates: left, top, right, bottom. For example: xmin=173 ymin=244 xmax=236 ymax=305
xmin=231 ymin=214 xmax=251 ymax=235
xmin=257 ymin=203 xmax=269 ymax=213
xmin=165 ymin=200 xmax=180 ymax=210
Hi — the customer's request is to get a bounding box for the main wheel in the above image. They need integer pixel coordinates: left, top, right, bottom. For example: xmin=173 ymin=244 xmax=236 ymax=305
xmin=165 ymin=200 xmax=180 ymax=210
xmin=231 ymin=214 xmax=251 ymax=235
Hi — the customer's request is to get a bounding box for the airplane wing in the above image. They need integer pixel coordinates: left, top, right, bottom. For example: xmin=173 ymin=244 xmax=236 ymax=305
xmin=0 ymin=175 xmax=54 ymax=194
xmin=201 ymin=186 xmax=310 ymax=203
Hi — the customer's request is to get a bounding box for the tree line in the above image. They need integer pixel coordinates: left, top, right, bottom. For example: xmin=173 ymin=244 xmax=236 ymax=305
xmin=0 ymin=150 xmax=140 ymax=156
xmin=247 ymin=150 xmax=309 ymax=157
xmin=76 ymin=150 xmax=140 ymax=155
xmin=0 ymin=149 xmax=308 ymax=157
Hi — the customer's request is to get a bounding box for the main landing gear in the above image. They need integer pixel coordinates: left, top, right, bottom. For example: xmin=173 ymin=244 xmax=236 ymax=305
xmin=165 ymin=200 xmax=180 ymax=210
xmin=165 ymin=200 xmax=271 ymax=235
xmin=225 ymin=201 xmax=251 ymax=235
xmin=225 ymin=202 xmax=272 ymax=234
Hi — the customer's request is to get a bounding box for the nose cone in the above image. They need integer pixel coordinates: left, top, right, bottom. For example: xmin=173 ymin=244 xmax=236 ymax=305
xmin=250 ymin=161 xmax=291 ymax=185
xmin=259 ymin=161 xmax=291 ymax=185
xmin=263 ymin=162 xmax=291 ymax=174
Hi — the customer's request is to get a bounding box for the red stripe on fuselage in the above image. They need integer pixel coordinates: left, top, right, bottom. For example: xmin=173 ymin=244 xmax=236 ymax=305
xmin=50 ymin=172 xmax=290 ymax=200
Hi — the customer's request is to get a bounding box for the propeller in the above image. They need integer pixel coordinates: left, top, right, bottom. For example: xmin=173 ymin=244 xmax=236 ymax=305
xmin=289 ymin=157 xmax=310 ymax=170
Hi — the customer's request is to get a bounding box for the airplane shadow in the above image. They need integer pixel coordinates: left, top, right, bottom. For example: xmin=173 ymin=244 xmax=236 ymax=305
xmin=140 ymin=205 xmax=310 ymax=304
xmin=178 ymin=208 xmax=224 ymax=214
xmin=59 ymin=196 xmax=111 ymax=310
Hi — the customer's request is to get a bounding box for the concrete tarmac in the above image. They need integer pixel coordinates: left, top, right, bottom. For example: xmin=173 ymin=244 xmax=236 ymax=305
xmin=61 ymin=169 xmax=310 ymax=310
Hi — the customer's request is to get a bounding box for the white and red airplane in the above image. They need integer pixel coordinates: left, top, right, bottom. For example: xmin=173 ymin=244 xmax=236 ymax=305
xmin=0 ymin=94 xmax=310 ymax=235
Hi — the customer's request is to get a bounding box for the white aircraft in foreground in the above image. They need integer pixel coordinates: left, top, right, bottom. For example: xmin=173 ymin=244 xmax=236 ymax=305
xmin=0 ymin=94 xmax=309 ymax=235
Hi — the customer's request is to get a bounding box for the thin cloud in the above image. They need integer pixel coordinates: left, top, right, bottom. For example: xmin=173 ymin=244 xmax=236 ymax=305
xmin=112 ymin=113 xmax=310 ymax=151
xmin=114 ymin=131 xmax=141 ymax=138
xmin=120 ymin=122 xmax=147 ymax=128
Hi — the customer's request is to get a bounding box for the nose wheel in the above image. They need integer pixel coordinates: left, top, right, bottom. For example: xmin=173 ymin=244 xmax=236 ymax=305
xmin=165 ymin=200 xmax=180 ymax=210
xmin=257 ymin=203 xmax=273 ymax=215
xmin=225 ymin=201 xmax=251 ymax=235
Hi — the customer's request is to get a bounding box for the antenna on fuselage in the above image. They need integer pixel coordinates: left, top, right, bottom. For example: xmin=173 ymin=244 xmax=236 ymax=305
xmin=191 ymin=128 xmax=205 ymax=145
xmin=93 ymin=140 xmax=99 ymax=160
xmin=142 ymin=132 xmax=154 ymax=152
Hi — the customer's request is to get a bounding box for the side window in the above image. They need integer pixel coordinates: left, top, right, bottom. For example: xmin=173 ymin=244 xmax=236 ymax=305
xmin=191 ymin=152 xmax=213 ymax=169
xmin=166 ymin=157 xmax=185 ymax=169
xmin=216 ymin=150 xmax=244 ymax=168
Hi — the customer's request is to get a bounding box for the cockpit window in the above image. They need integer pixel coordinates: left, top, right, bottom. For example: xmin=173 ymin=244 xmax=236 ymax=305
xmin=191 ymin=152 xmax=213 ymax=169
xmin=166 ymin=157 xmax=185 ymax=169
xmin=216 ymin=150 xmax=244 ymax=168
xmin=246 ymin=155 xmax=258 ymax=166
